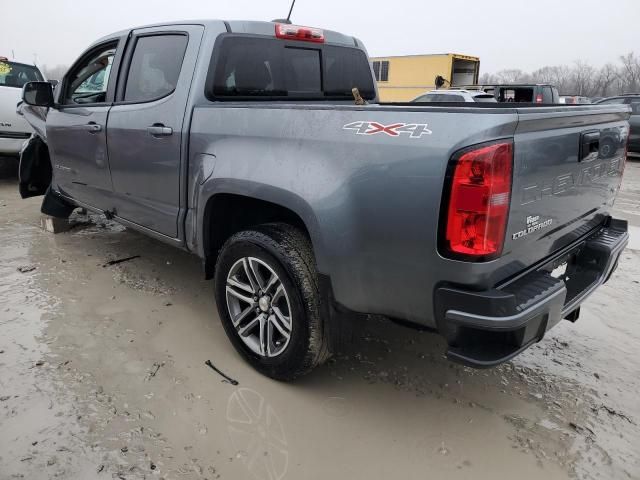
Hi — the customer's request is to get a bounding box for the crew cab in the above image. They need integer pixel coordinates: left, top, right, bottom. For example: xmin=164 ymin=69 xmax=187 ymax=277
xmin=0 ymin=57 xmax=45 ymax=157
xmin=19 ymin=20 xmax=630 ymax=380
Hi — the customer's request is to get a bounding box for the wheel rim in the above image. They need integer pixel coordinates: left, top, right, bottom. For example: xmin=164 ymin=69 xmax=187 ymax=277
xmin=225 ymin=257 xmax=293 ymax=358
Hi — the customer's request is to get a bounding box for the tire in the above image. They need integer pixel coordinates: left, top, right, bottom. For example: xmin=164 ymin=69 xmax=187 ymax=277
xmin=214 ymin=223 xmax=330 ymax=380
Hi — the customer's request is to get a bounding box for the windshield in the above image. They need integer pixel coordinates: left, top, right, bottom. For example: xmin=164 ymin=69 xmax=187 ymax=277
xmin=0 ymin=60 xmax=44 ymax=88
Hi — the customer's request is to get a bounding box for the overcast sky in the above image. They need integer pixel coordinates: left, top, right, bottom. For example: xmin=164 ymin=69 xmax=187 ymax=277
xmin=2 ymin=0 xmax=638 ymax=73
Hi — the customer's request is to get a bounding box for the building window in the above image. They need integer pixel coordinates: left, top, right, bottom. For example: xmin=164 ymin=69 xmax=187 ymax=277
xmin=372 ymin=60 xmax=389 ymax=82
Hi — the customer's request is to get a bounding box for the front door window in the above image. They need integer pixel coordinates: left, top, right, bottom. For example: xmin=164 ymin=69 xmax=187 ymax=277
xmin=63 ymin=44 xmax=116 ymax=105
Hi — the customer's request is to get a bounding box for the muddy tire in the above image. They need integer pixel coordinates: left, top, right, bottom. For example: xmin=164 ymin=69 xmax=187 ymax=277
xmin=214 ymin=223 xmax=329 ymax=380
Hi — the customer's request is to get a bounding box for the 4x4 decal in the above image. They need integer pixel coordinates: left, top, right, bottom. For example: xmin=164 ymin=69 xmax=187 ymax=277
xmin=343 ymin=121 xmax=432 ymax=138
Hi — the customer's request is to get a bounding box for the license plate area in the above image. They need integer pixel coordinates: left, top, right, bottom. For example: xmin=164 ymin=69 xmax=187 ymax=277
xmin=542 ymin=252 xmax=577 ymax=283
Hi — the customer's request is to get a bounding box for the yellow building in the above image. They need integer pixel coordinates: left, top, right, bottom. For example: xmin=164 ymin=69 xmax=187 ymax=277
xmin=370 ymin=54 xmax=480 ymax=102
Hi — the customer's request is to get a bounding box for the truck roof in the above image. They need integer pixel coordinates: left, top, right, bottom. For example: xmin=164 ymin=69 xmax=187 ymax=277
xmin=94 ymin=20 xmax=359 ymax=48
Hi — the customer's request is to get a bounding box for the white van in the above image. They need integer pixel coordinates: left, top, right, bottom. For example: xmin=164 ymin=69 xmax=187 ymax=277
xmin=0 ymin=57 xmax=46 ymax=157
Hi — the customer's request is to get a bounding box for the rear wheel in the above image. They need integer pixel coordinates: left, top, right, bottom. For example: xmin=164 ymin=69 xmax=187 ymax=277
xmin=214 ymin=223 xmax=329 ymax=380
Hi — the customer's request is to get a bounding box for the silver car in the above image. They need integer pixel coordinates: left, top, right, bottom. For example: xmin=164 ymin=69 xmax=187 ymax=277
xmin=412 ymin=89 xmax=497 ymax=103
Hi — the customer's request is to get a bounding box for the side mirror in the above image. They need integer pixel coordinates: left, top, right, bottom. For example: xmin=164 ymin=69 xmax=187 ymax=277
xmin=49 ymin=79 xmax=59 ymax=87
xmin=22 ymin=81 xmax=54 ymax=107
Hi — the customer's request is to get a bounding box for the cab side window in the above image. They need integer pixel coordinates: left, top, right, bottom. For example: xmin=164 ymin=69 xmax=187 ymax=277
xmin=63 ymin=43 xmax=117 ymax=105
xmin=123 ymin=35 xmax=188 ymax=103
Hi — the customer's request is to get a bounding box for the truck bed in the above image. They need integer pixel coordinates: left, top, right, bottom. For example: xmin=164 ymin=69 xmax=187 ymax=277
xmin=189 ymin=101 xmax=630 ymax=327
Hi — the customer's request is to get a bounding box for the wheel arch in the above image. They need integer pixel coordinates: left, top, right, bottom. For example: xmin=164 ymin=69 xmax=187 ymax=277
xmin=19 ymin=135 xmax=52 ymax=199
xmin=198 ymin=183 xmax=326 ymax=280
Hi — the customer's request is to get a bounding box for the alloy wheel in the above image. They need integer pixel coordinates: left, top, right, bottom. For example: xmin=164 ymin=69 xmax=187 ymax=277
xmin=225 ymin=257 xmax=293 ymax=357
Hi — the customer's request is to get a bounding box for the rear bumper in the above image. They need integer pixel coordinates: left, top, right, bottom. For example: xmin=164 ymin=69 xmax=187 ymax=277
xmin=434 ymin=217 xmax=629 ymax=368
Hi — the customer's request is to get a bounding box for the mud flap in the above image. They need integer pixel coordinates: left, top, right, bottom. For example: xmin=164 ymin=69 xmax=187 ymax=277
xmin=40 ymin=186 xmax=74 ymax=218
xmin=19 ymin=136 xmax=52 ymax=199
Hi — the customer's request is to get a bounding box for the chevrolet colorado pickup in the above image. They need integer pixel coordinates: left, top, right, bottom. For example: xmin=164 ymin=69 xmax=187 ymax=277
xmin=18 ymin=20 xmax=630 ymax=380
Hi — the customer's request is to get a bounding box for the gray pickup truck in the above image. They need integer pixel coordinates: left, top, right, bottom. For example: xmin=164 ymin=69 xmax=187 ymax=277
xmin=18 ymin=20 xmax=630 ymax=380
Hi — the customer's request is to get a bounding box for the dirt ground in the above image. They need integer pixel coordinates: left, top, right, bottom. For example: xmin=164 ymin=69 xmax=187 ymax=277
xmin=1 ymin=158 xmax=639 ymax=480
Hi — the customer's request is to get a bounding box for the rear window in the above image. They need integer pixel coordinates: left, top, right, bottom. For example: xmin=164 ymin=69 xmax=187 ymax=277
xmin=209 ymin=35 xmax=376 ymax=100
xmin=0 ymin=60 xmax=44 ymax=88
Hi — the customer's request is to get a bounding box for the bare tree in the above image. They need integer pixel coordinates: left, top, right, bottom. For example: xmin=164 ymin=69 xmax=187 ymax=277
xmin=495 ymin=69 xmax=527 ymax=84
xmin=593 ymin=63 xmax=619 ymax=97
xmin=619 ymin=52 xmax=640 ymax=93
xmin=533 ymin=65 xmax=572 ymax=94
xmin=479 ymin=72 xmax=498 ymax=84
xmin=480 ymin=52 xmax=637 ymax=97
xmin=572 ymin=60 xmax=596 ymax=96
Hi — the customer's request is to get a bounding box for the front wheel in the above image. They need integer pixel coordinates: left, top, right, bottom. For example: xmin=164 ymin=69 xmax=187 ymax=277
xmin=214 ymin=223 xmax=329 ymax=380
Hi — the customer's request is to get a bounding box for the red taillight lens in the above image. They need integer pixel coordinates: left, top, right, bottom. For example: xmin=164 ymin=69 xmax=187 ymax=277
xmin=444 ymin=142 xmax=513 ymax=259
xmin=275 ymin=23 xmax=325 ymax=43
xmin=535 ymin=94 xmax=543 ymax=103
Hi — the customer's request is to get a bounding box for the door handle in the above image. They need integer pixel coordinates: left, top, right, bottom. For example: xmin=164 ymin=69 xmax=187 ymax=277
xmin=85 ymin=122 xmax=102 ymax=133
xmin=579 ymin=130 xmax=600 ymax=161
xmin=147 ymin=124 xmax=173 ymax=137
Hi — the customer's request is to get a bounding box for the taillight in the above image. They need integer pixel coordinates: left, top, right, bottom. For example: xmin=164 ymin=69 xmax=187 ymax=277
xmin=535 ymin=94 xmax=543 ymax=103
xmin=275 ymin=23 xmax=325 ymax=43
xmin=442 ymin=141 xmax=513 ymax=260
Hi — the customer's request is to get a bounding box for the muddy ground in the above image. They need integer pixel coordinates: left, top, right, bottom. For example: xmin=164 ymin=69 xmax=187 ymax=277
xmin=1 ymin=158 xmax=639 ymax=480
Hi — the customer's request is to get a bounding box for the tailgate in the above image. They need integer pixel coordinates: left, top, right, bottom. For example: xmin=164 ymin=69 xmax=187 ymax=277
xmin=504 ymin=105 xmax=629 ymax=263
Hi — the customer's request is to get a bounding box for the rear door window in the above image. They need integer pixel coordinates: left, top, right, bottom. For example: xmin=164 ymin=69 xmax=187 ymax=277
xmin=0 ymin=61 xmax=44 ymax=88
xmin=123 ymin=34 xmax=188 ymax=103
xmin=210 ymin=36 xmax=375 ymax=100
